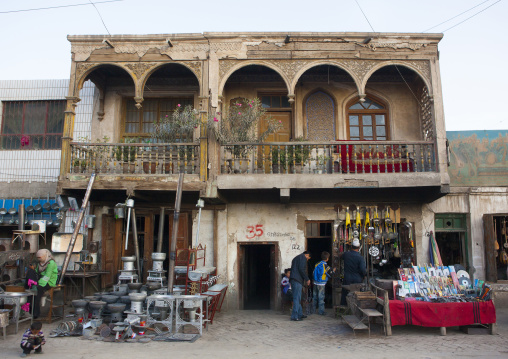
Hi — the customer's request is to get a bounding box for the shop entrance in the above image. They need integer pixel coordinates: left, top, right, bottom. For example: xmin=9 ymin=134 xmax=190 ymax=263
xmin=238 ymin=243 xmax=277 ymax=310
xmin=306 ymin=221 xmax=333 ymax=309
xmin=483 ymin=214 xmax=508 ymax=282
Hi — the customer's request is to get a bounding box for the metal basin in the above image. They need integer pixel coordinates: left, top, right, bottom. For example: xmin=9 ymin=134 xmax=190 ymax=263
xmin=129 ymin=293 xmax=147 ymax=302
xmin=1 ymin=292 xmax=31 ymax=305
xmin=100 ymin=295 xmax=118 ymax=304
xmin=151 ymin=252 xmax=166 ymax=261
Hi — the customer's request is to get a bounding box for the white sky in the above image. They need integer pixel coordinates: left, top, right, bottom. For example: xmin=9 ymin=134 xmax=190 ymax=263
xmin=0 ymin=0 xmax=506 ymax=131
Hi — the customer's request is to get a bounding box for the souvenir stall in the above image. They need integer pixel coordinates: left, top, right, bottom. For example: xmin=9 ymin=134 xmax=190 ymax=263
xmin=334 ymin=206 xmax=496 ymax=336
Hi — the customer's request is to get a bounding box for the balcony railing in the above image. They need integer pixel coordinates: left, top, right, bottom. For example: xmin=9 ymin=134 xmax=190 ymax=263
xmin=69 ymin=142 xmax=200 ymax=175
xmin=220 ymin=141 xmax=436 ymax=174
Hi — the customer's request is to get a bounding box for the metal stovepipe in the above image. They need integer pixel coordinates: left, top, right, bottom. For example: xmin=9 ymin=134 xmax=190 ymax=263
xmin=18 ymin=204 xmax=25 ymax=230
xmin=59 ymin=173 xmax=96 ymax=285
xmin=131 ymin=208 xmax=141 ymax=280
xmin=156 ymin=207 xmax=165 ymax=253
xmin=167 ymin=173 xmax=184 ymax=294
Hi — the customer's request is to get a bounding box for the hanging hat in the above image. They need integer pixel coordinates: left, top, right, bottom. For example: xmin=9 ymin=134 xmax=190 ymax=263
xmin=352 ymin=238 xmax=361 ymax=248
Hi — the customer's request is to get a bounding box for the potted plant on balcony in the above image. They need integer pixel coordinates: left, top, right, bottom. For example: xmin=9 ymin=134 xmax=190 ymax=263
xmin=114 ymin=138 xmax=137 ymax=174
xmin=150 ymin=104 xmax=200 ymax=174
xmin=314 ymin=154 xmax=330 ymax=174
xmin=207 ymin=98 xmax=282 ymax=173
xmin=271 ymin=146 xmax=287 ymax=173
xmin=287 ymin=137 xmax=311 ymax=173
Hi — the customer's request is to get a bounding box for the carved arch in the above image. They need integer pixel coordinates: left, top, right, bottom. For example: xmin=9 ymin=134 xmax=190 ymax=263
xmin=361 ymin=60 xmax=432 ymax=96
xmin=138 ymin=61 xmax=202 ymax=100
xmin=74 ymin=62 xmax=136 ymax=96
xmin=218 ymin=60 xmax=291 ymax=97
xmin=290 ymin=61 xmax=361 ymax=97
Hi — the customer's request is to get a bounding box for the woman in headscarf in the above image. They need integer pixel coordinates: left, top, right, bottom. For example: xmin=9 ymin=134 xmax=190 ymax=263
xmin=26 ymin=249 xmax=58 ymax=319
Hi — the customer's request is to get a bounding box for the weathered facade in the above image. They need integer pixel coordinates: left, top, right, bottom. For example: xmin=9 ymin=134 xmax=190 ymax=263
xmin=59 ymin=32 xmax=450 ymax=309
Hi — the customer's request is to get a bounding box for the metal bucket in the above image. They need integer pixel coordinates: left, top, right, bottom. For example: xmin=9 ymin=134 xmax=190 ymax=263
xmin=26 ymin=233 xmax=39 ymax=254
xmin=114 ymin=204 xmax=125 ymax=219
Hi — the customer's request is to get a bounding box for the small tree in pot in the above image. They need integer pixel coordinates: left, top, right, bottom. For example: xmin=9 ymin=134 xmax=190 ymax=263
xmin=149 ymin=104 xmax=200 ymax=174
xmin=208 ymin=98 xmax=282 ymax=173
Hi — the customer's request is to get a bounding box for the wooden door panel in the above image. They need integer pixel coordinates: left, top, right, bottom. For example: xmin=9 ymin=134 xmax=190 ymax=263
xmin=261 ymin=112 xmax=291 ymax=142
xmin=484 ymin=214 xmax=497 ymax=282
xmin=260 ymin=112 xmax=291 ymax=172
xmin=168 ymin=212 xmax=189 ymax=254
xmin=101 ymin=214 xmax=116 ymax=288
xmin=142 ymin=214 xmax=154 ymax=281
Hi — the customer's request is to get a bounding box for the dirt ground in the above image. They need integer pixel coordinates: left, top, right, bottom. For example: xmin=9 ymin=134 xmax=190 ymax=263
xmin=1 ymin=307 xmax=508 ymax=359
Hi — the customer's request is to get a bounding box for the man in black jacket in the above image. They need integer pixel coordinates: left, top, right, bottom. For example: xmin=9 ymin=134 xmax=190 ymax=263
xmin=289 ymin=251 xmax=311 ymax=321
xmin=340 ymin=239 xmax=367 ymax=305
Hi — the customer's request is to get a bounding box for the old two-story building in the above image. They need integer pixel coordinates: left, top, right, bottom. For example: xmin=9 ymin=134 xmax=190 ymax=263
xmin=59 ymin=32 xmax=449 ymax=309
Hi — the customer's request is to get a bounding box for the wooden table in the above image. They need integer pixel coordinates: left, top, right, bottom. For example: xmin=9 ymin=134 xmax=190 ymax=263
xmin=64 ymin=272 xmax=109 ymax=299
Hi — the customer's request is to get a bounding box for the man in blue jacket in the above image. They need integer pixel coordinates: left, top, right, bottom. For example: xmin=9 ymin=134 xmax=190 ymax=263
xmin=289 ymin=251 xmax=311 ymax=321
xmin=312 ymin=251 xmax=334 ymax=315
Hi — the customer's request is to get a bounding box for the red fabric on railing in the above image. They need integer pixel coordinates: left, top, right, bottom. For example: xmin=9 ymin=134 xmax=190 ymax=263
xmin=335 ymin=143 xmax=415 ymax=173
xmin=389 ymin=300 xmax=496 ymax=327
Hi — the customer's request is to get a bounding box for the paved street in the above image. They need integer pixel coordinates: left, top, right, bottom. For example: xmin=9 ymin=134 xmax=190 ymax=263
xmin=1 ymin=307 xmax=507 ymax=358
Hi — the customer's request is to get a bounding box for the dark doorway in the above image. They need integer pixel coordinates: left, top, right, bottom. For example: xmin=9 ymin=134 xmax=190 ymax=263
xmin=306 ymin=221 xmax=333 ymax=309
xmin=239 ymin=244 xmax=275 ymax=310
xmin=435 ymin=232 xmax=466 ymax=267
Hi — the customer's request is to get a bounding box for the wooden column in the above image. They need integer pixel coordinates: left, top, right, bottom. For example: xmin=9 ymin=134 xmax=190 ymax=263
xmin=199 ymin=95 xmax=209 ymax=182
xmin=59 ymin=96 xmax=80 ymax=178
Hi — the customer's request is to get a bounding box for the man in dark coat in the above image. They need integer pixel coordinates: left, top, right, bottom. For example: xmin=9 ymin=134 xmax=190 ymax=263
xmin=289 ymin=251 xmax=311 ymax=321
xmin=340 ymin=239 xmax=367 ymax=305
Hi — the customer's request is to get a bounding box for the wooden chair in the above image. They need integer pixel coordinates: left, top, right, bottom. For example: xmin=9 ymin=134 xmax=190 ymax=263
xmin=40 ymin=285 xmax=65 ymax=323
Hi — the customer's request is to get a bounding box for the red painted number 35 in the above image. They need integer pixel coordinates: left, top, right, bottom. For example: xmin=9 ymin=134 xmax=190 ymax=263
xmin=246 ymin=225 xmax=264 ymax=239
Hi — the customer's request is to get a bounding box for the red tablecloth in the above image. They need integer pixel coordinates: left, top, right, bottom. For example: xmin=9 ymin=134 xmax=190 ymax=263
xmin=389 ymin=300 xmax=496 ymax=327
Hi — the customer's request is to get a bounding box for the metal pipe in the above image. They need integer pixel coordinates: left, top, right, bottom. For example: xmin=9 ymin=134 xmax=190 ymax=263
xmin=124 ymin=199 xmax=134 ymax=250
xmin=194 ymin=199 xmax=204 ymax=248
xmin=59 ymin=173 xmax=96 ymax=285
xmin=156 ymin=207 xmax=165 ymax=253
xmin=131 ymin=208 xmax=141 ymax=280
xmin=167 ymin=173 xmax=184 ymax=294
xmin=18 ymin=204 xmax=25 ymax=231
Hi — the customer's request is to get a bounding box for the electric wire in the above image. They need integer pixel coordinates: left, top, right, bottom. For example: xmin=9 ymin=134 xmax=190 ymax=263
xmin=353 ymin=0 xmax=420 ymax=103
xmin=442 ymin=0 xmax=502 ymax=33
xmin=354 ymin=0 xmax=375 ymax=32
xmin=422 ymin=0 xmax=491 ymax=32
xmin=0 ymin=0 xmax=123 ymax=14
xmin=88 ymin=0 xmax=111 ymax=36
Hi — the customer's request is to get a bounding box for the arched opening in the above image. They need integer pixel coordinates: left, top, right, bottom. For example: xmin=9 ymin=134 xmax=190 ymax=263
xmin=223 ymin=65 xmax=291 ymax=141
xmin=346 ymin=95 xmax=388 ymax=140
xmin=295 ymin=65 xmax=356 ymax=140
xmin=131 ymin=64 xmax=200 ymax=140
xmin=365 ymin=65 xmax=430 ymax=141
xmin=79 ymin=64 xmax=136 ymax=142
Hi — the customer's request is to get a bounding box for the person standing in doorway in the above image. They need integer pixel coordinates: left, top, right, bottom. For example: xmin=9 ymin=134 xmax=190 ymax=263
xmin=312 ymin=251 xmax=334 ymax=315
xmin=289 ymin=251 xmax=311 ymax=321
xmin=340 ymin=239 xmax=367 ymax=306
